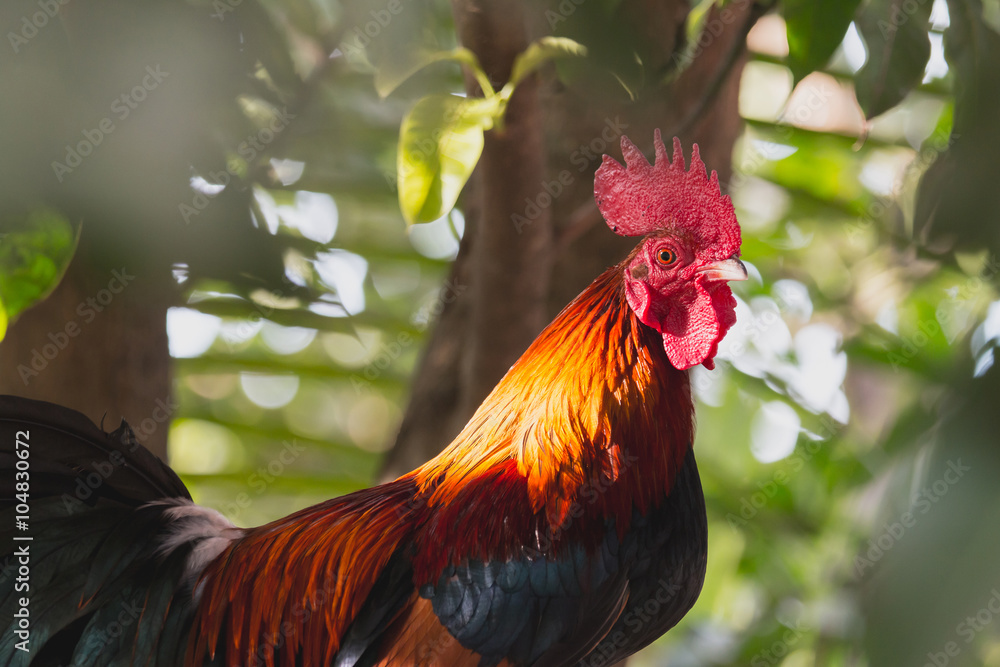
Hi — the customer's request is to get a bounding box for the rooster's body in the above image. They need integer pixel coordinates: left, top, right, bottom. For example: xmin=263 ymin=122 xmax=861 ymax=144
xmin=0 ymin=132 xmax=745 ymax=667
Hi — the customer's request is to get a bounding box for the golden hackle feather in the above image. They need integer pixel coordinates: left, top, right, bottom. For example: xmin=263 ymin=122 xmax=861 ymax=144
xmin=413 ymin=262 xmax=694 ymax=534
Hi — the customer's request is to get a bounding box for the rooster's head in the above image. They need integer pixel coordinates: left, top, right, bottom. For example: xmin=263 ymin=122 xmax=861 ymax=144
xmin=595 ymin=130 xmax=746 ymax=371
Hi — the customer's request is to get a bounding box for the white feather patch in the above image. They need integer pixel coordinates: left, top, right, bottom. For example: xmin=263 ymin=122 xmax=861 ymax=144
xmin=147 ymin=499 xmax=241 ymax=582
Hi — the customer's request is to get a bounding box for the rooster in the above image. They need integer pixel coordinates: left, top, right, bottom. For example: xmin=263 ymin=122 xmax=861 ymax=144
xmin=0 ymin=131 xmax=745 ymax=667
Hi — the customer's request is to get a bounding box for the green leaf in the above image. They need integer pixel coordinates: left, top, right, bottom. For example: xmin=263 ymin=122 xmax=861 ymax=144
xmin=0 ymin=208 xmax=78 ymax=341
xmin=397 ymin=94 xmax=500 ymax=225
xmin=784 ymin=0 xmax=863 ymax=82
xmin=666 ymin=0 xmax=720 ymax=80
xmin=914 ymin=0 xmax=1000 ymax=251
xmin=509 ymin=37 xmax=588 ymax=86
xmin=375 ymin=47 xmax=490 ymax=99
xmin=854 ymin=0 xmax=933 ymax=118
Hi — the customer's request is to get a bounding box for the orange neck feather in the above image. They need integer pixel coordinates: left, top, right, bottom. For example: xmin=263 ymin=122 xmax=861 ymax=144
xmin=412 ymin=259 xmax=694 ymax=529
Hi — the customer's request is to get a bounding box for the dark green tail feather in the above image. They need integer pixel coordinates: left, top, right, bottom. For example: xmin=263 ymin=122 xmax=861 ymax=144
xmin=0 ymin=396 xmax=204 ymax=666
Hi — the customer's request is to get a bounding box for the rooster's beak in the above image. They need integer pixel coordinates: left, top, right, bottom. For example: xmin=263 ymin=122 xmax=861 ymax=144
xmin=698 ymin=257 xmax=748 ymax=282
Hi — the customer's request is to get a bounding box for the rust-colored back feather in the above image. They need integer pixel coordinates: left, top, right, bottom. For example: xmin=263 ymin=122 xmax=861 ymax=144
xmin=188 ymin=479 xmax=419 ymax=666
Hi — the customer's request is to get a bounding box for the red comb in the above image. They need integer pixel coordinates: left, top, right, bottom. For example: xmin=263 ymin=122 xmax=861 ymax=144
xmin=594 ymin=130 xmax=740 ymax=257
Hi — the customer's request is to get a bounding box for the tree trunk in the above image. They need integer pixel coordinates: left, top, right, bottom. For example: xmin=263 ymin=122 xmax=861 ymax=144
xmin=0 ymin=227 xmax=174 ymax=460
xmin=381 ymin=0 xmax=759 ymax=479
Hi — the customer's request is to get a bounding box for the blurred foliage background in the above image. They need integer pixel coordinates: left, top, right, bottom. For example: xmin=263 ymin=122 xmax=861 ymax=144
xmin=2 ymin=0 xmax=1000 ymax=665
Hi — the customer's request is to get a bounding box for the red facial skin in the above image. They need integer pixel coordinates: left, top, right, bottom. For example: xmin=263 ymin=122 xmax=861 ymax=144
xmin=623 ymin=232 xmax=739 ymax=370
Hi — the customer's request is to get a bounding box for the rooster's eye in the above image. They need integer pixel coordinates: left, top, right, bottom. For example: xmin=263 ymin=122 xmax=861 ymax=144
xmin=656 ymin=248 xmax=677 ymax=266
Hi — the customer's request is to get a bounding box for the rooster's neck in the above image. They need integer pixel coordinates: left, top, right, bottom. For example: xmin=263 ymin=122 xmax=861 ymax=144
xmin=415 ymin=262 xmax=695 ymax=524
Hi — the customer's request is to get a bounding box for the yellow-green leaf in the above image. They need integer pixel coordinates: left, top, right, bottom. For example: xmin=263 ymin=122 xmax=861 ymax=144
xmin=509 ymin=37 xmax=588 ymax=87
xmin=397 ymin=94 xmax=500 ymax=225
xmin=0 ymin=208 xmax=78 ymax=342
xmin=375 ymin=47 xmax=487 ymax=99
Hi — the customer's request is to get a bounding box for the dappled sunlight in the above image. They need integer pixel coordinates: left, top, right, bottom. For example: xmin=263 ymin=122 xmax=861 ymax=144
xmin=321 ymin=329 xmax=383 ymax=367
xmin=239 ymin=372 xmax=300 ymax=409
xmin=269 ymin=158 xmax=306 ymax=186
xmin=278 ymin=190 xmax=338 ymax=244
xmin=169 ymin=418 xmax=244 ymax=475
xmin=407 ymin=209 xmax=465 ymax=260
xmin=167 ymin=307 xmax=222 ymax=358
xmin=738 ymin=61 xmax=793 ymax=122
xmin=838 ymin=23 xmax=867 ymax=74
xmin=313 ymin=250 xmax=369 ymax=314
xmin=259 ymin=321 xmax=317 ymax=355
xmin=751 ymin=400 xmax=801 ymax=463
